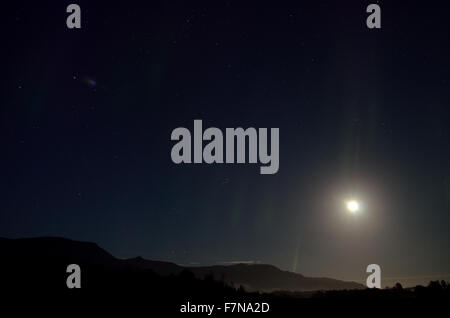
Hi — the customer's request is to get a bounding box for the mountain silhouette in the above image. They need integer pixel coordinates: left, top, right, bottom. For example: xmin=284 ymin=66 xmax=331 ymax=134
xmin=0 ymin=236 xmax=363 ymax=291
xmin=189 ymin=264 xmax=363 ymax=291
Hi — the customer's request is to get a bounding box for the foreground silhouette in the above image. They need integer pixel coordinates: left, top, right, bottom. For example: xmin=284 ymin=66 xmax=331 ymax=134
xmin=0 ymin=237 xmax=363 ymax=291
xmin=1 ymin=237 xmax=448 ymax=315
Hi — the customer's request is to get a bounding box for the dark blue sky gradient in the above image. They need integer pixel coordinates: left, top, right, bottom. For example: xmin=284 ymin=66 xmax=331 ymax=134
xmin=1 ymin=1 xmax=450 ymax=286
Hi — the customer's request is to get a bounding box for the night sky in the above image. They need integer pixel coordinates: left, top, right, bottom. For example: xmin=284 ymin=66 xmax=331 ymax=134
xmin=2 ymin=1 xmax=450 ymax=287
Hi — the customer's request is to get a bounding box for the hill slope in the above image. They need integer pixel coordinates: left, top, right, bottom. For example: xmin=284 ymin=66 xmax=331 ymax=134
xmin=0 ymin=237 xmax=364 ymax=291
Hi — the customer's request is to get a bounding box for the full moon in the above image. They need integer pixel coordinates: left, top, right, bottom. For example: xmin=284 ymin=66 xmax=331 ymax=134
xmin=346 ymin=200 xmax=360 ymax=214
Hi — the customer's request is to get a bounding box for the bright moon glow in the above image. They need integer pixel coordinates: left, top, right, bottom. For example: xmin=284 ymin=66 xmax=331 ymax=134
xmin=346 ymin=200 xmax=360 ymax=213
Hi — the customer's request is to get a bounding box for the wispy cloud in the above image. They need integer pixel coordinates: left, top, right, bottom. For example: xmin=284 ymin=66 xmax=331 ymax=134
xmin=216 ymin=260 xmax=261 ymax=265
